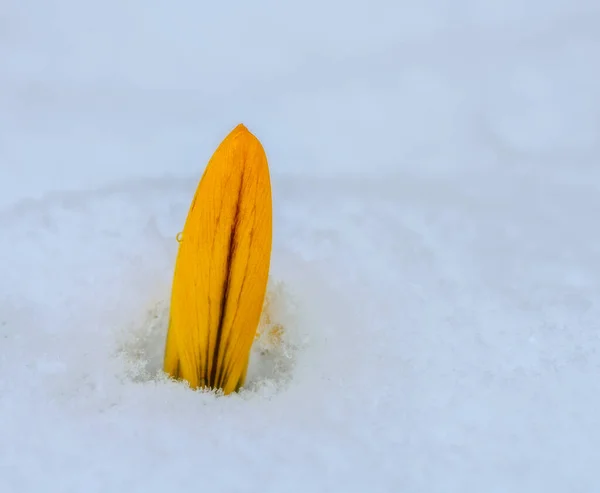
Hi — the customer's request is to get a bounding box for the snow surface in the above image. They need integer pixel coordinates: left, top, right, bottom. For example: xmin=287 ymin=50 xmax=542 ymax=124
xmin=1 ymin=0 xmax=600 ymax=491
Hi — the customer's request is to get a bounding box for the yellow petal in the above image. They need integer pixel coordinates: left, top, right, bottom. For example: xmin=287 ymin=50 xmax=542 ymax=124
xmin=163 ymin=123 xmax=273 ymax=394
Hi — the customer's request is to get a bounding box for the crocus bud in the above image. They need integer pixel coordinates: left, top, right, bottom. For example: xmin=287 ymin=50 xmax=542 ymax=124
xmin=164 ymin=123 xmax=273 ymax=395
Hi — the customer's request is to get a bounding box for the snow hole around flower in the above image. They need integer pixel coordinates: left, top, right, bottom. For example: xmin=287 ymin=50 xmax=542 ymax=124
xmin=115 ymin=278 xmax=303 ymax=398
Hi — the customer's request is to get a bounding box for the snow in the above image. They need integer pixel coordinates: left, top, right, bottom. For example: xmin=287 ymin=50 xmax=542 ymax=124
xmin=1 ymin=0 xmax=600 ymax=491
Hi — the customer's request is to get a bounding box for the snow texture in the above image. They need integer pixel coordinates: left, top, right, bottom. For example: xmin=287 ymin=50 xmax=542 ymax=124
xmin=1 ymin=1 xmax=600 ymax=491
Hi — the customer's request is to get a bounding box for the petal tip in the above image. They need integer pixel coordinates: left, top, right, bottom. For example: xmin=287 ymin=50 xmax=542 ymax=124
xmin=226 ymin=123 xmax=264 ymax=150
